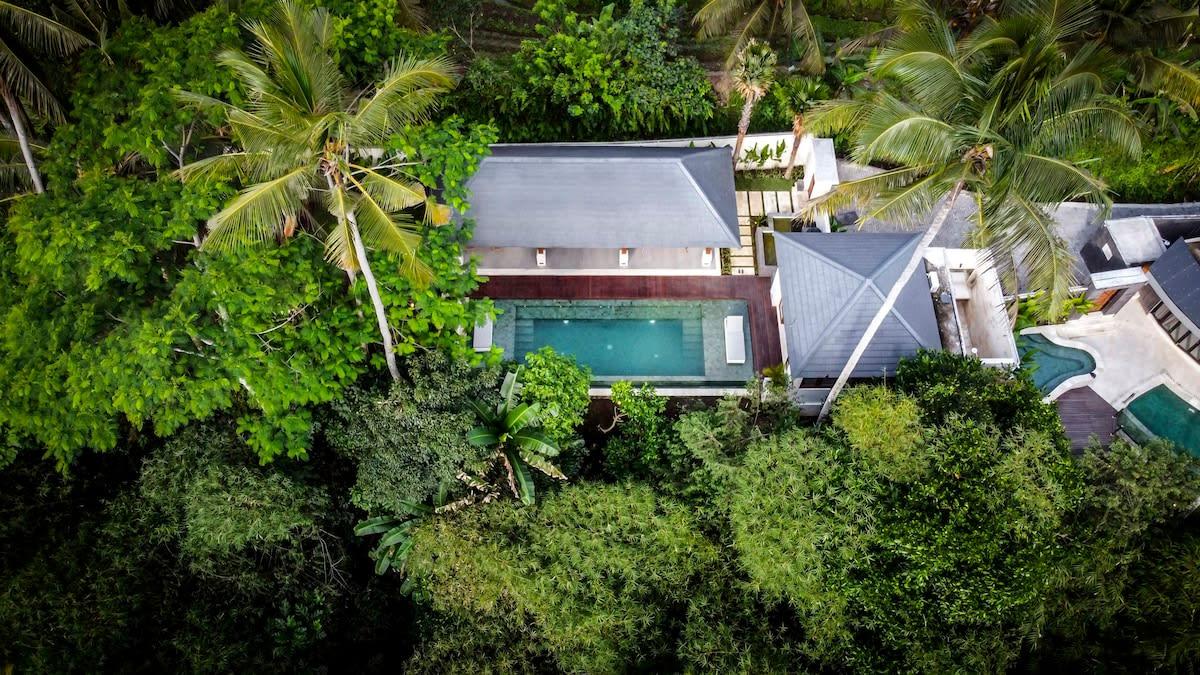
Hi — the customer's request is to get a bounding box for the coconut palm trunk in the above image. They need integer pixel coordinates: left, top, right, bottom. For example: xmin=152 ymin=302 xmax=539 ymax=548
xmin=732 ymin=97 xmax=756 ymax=168
xmin=334 ymin=180 xmax=402 ymax=381
xmin=0 ymin=78 xmax=43 ymax=193
xmin=816 ymin=181 xmax=964 ymax=421
xmin=784 ymin=114 xmax=804 ymax=179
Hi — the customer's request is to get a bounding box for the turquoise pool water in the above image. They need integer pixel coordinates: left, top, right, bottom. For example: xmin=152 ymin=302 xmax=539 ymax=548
xmin=1017 ymin=334 xmax=1096 ymax=393
xmin=493 ymin=299 xmax=754 ymax=384
xmin=525 ymin=318 xmax=703 ymax=376
xmin=1123 ymin=385 xmax=1200 ymax=457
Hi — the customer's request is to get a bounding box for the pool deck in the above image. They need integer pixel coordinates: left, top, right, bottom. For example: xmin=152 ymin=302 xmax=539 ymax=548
xmin=1055 ymin=386 xmax=1118 ymax=452
xmin=474 ymin=276 xmax=784 ymax=372
xmin=1026 ymin=289 xmax=1200 ymax=410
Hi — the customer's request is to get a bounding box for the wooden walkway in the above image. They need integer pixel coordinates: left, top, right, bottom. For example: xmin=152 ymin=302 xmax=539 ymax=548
xmin=474 ymin=275 xmax=784 ymax=372
xmin=1056 ymin=386 xmax=1118 ymax=451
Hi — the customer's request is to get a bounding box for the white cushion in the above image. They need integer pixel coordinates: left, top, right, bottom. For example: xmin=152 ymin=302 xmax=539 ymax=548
xmin=724 ymin=315 xmax=746 ymax=364
xmin=473 ymin=316 xmax=494 ymax=352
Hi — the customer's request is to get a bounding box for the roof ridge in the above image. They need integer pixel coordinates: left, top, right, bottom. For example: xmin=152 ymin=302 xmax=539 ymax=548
xmin=792 ymin=275 xmax=875 ymax=372
xmin=677 ymin=153 xmax=739 ymax=246
xmin=865 ymin=236 xmax=929 ymax=346
xmin=774 ymin=233 xmax=868 ymax=281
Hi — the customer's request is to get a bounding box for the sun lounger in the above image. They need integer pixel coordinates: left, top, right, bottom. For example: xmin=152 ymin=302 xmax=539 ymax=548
xmin=473 ymin=316 xmax=494 ymax=352
xmin=725 ymin=315 xmax=746 ymax=364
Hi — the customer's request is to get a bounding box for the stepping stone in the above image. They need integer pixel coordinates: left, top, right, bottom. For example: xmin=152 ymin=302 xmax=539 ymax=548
xmin=735 ymin=191 xmax=750 ymax=216
xmin=762 ymin=192 xmax=779 ymax=213
xmin=748 ymin=194 xmax=765 ymax=216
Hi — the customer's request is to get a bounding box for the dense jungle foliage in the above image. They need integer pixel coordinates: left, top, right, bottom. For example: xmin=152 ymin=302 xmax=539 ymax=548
xmin=1 ymin=0 xmax=1198 ymax=671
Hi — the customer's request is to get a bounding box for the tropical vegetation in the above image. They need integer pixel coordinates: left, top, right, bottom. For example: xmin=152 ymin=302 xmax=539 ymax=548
xmin=1 ymin=0 xmax=1199 ymax=670
xmin=803 ymin=0 xmax=1143 ymax=417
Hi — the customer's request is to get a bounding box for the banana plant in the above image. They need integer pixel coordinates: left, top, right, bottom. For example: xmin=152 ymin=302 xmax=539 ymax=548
xmin=465 ymin=366 xmax=566 ymax=505
xmin=354 ymin=500 xmax=433 ymax=575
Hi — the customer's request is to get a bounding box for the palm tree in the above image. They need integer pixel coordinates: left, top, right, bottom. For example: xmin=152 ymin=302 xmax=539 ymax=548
xmin=0 ymin=1 xmax=91 ymax=192
xmin=1082 ymin=0 xmax=1200 ymax=113
xmin=730 ymin=40 xmax=777 ymax=168
xmin=694 ymin=0 xmax=822 ymax=72
xmin=804 ymin=0 xmax=1141 ymax=421
xmin=780 ymin=77 xmax=827 ymax=179
xmin=465 ymin=367 xmax=565 ymax=506
xmin=176 ymin=1 xmax=456 ymax=381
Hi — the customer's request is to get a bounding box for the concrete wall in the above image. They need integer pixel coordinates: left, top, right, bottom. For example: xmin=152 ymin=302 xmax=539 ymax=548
xmin=924 ymin=247 xmax=1020 ymax=368
xmin=471 ymin=246 xmax=721 ymax=276
xmin=573 ymin=133 xmax=839 ymax=183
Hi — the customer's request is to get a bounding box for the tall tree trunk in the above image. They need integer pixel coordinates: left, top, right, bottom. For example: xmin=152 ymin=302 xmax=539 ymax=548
xmin=732 ymin=97 xmax=755 ymax=169
xmin=0 ymin=78 xmax=43 ymax=194
xmin=784 ymin=115 xmax=804 ymax=179
xmin=816 ymin=181 xmax=966 ymax=422
xmin=347 ymin=212 xmax=402 ymax=381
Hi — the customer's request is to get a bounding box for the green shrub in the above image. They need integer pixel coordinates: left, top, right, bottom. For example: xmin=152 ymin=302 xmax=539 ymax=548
xmin=516 ymin=347 xmax=592 ymax=445
xmin=603 ymin=381 xmax=672 ymax=479
xmin=832 ymin=386 xmax=926 ymax=481
xmin=407 ymin=482 xmax=717 ymax=672
xmin=323 ymin=352 xmax=500 ymax=512
xmin=1079 ymin=117 xmax=1200 ymax=203
xmin=452 ymin=0 xmax=715 ymax=141
xmin=894 ymin=350 xmax=1066 ymax=449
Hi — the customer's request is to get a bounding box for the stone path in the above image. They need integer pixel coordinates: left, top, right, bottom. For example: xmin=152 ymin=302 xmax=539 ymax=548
xmin=731 ymin=189 xmax=798 ymax=275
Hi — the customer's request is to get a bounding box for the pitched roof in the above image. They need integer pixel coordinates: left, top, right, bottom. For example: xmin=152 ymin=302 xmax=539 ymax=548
xmin=1148 ymin=238 xmax=1200 ymax=335
xmin=462 ymin=145 xmax=739 ymax=248
xmin=774 ymin=232 xmax=940 ymax=379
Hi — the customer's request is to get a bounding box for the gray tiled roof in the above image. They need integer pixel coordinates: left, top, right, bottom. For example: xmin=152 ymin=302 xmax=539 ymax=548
xmin=775 ymin=232 xmax=940 ymax=379
xmin=462 ymin=145 xmax=740 ymax=248
xmin=1148 ymin=239 xmax=1200 ymax=334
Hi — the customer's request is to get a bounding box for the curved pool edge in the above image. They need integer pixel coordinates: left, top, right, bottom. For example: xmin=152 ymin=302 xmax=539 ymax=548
xmin=1019 ymin=326 xmax=1105 ymax=401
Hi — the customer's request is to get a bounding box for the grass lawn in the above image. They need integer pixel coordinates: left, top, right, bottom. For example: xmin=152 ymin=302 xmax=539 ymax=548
xmin=735 ymin=170 xmax=798 ymax=191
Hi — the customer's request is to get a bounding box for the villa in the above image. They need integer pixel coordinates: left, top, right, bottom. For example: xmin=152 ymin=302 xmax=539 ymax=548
xmin=464 ymin=145 xmax=737 ymax=275
xmin=1024 ymin=207 xmax=1200 ymax=453
xmin=464 ymin=138 xmax=1016 ymax=403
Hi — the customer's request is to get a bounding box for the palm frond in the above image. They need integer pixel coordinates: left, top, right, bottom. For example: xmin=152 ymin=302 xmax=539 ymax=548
xmin=855 ymin=100 xmax=960 ymax=167
xmin=1139 ymin=55 xmax=1200 ymax=111
xmin=1032 ymin=104 xmax=1142 ymax=160
xmin=801 ymin=166 xmax=926 ymax=220
xmin=693 ymin=0 xmax=755 ymax=39
xmin=322 ymin=187 xmax=358 ymax=272
xmin=784 ymin=0 xmax=823 ymax=73
xmin=979 ymin=192 xmax=1077 ymax=319
xmin=1006 ymin=152 xmax=1109 ymax=205
xmin=353 ymin=165 xmax=425 ymax=210
xmin=174 ymin=151 xmax=276 ymax=183
xmin=856 ymin=167 xmax=961 ymax=228
xmin=804 ymin=97 xmax=871 ymax=137
xmin=0 ymin=38 xmax=65 ymax=120
xmin=203 ymin=165 xmax=313 ymax=251
xmin=0 ymin=1 xmax=91 ymax=56
xmin=351 ymin=55 xmax=456 ymax=144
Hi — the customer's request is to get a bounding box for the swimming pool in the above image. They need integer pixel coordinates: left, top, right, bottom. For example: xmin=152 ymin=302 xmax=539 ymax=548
xmin=526 ymin=318 xmax=703 ymax=376
xmin=1122 ymin=385 xmax=1200 ymax=457
xmin=492 ymin=299 xmax=753 ymax=385
xmin=1017 ymin=333 xmax=1096 ymax=393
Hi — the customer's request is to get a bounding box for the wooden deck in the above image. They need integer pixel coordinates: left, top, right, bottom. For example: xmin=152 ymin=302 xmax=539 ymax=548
xmin=1056 ymin=386 xmax=1118 ymax=451
xmin=474 ymin=275 xmax=784 ymax=371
